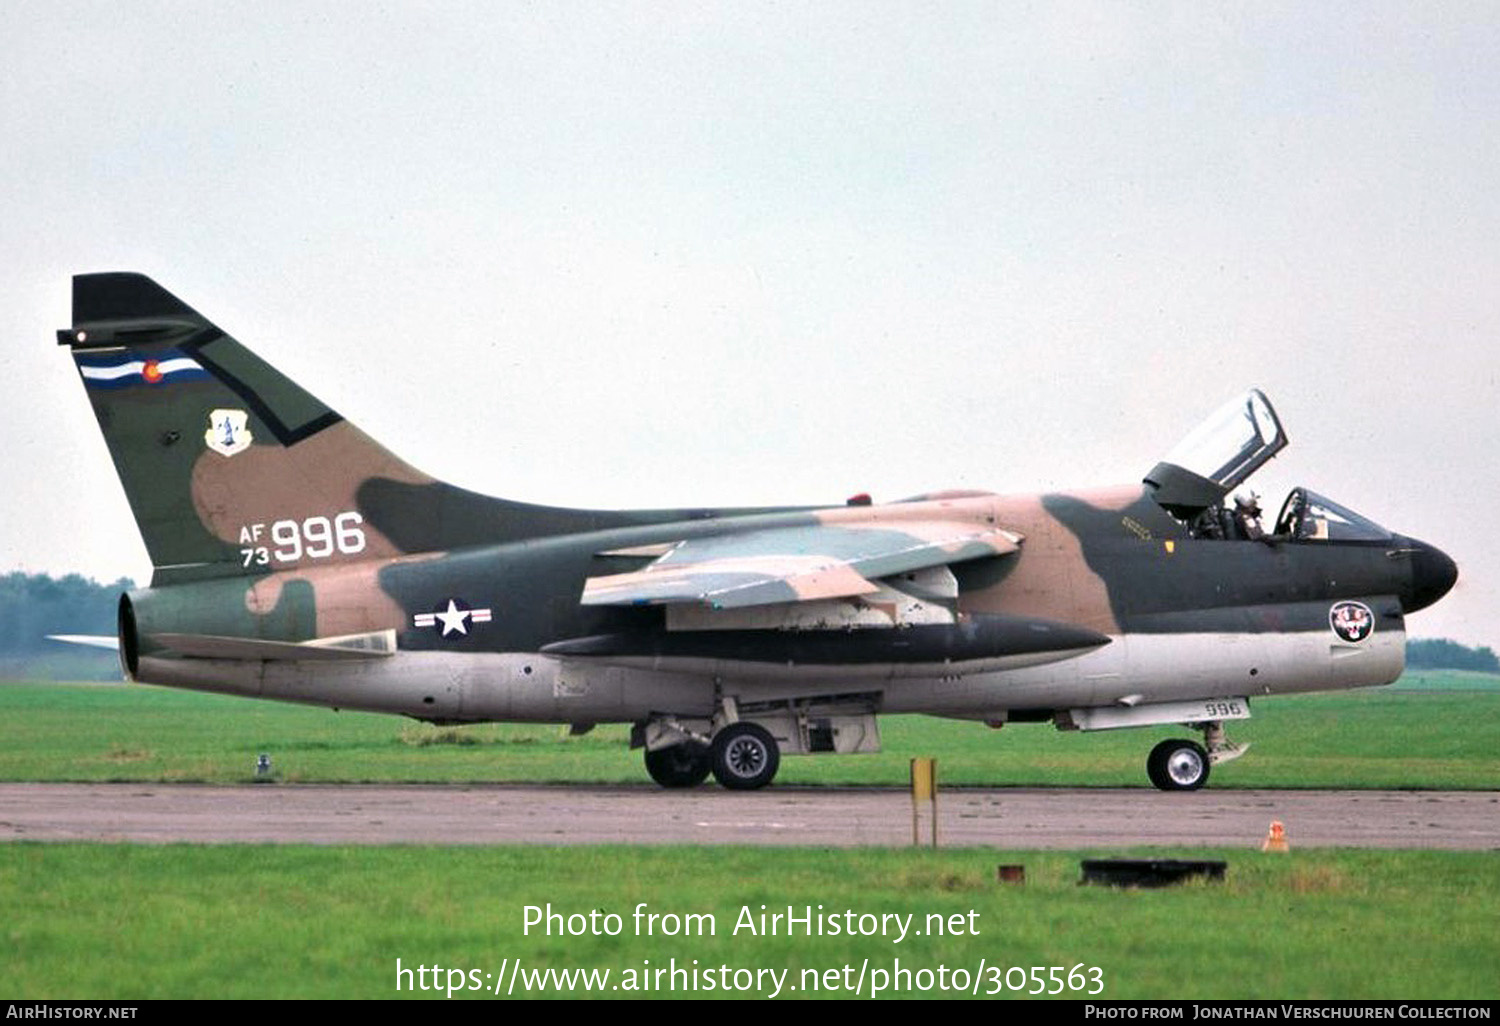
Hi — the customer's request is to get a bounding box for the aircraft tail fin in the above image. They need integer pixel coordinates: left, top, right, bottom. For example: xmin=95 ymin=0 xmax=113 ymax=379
xmin=59 ymin=273 xmax=600 ymax=583
xmin=59 ymin=273 xmax=434 ymax=582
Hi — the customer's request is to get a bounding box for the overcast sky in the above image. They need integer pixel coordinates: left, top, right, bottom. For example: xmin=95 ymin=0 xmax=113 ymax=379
xmin=3 ymin=2 xmax=1495 ymax=646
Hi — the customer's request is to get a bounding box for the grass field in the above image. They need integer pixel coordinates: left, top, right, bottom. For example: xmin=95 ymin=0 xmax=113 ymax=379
xmin=2 ymin=844 xmax=1495 ymax=1000
xmin=2 ymin=673 xmax=1496 ymax=1001
xmin=1 ymin=672 xmax=1497 ymax=789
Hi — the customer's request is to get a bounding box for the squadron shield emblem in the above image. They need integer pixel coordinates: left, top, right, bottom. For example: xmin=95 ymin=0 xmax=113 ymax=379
xmin=205 ymin=409 xmax=252 ymax=457
xmin=1329 ymin=601 xmax=1375 ymax=643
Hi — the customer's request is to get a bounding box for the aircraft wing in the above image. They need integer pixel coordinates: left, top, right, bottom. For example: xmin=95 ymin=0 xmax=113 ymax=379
xmin=582 ymin=519 xmax=1021 ymax=609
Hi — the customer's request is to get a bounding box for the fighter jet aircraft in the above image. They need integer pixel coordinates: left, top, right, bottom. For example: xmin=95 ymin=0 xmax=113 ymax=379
xmin=57 ymin=273 xmax=1458 ymax=790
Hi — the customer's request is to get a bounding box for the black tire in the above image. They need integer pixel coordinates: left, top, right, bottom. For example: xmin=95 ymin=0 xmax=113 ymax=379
xmin=1147 ymin=739 xmax=1210 ymax=791
xmin=644 ymin=742 xmax=712 ymax=788
xmin=711 ymin=723 xmax=780 ymax=790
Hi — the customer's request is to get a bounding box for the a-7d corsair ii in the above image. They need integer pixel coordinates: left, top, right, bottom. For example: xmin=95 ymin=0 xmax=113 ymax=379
xmin=59 ymin=273 xmax=1457 ymax=790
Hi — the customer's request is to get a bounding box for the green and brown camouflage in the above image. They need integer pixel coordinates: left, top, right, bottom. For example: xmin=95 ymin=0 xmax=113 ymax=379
xmin=59 ymin=273 xmax=1458 ymax=790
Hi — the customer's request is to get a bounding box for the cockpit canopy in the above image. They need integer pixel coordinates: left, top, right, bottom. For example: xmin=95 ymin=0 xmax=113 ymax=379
xmin=1144 ymin=389 xmax=1286 ymax=515
xmin=1146 ymin=390 xmax=1395 ymax=543
xmin=1274 ymin=488 xmax=1393 ymax=542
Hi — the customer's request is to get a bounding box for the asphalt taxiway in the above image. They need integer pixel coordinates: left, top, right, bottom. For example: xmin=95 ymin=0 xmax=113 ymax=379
xmin=1 ymin=784 xmax=1496 ymax=848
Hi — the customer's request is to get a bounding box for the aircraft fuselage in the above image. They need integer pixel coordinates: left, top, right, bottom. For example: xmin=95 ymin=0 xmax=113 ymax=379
xmin=125 ymin=482 xmax=1439 ymax=728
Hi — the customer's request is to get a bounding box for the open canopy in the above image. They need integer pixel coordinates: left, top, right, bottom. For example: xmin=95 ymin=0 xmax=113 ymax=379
xmin=1143 ymin=391 xmax=1404 ymax=545
xmin=1144 ymin=389 xmax=1287 ymax=515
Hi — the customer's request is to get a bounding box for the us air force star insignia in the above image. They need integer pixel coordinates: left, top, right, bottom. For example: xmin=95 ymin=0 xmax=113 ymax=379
xmin=205 ymin=409 xmax=252 ymax=457
xmin=413 ymin=599 xmax=494 ymax=637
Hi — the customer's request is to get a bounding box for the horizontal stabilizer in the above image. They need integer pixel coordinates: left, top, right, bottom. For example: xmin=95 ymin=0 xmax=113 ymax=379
xmin=583 ymin=519 xmax=1021 ymax=609
xmin=149 ymin=630 xmax=396 ymax=662
xmin=47 ymin=634 xmax=120 ymax=651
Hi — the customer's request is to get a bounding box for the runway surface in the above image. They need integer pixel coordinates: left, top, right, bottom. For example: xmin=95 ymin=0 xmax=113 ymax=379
xmin=2 ymin=783 xmax=1496 ymax=848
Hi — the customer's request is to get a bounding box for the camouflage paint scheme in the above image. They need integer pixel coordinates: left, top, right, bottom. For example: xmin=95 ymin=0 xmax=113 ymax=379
xmin=59 ymin=273 xmax=1458 ymax=790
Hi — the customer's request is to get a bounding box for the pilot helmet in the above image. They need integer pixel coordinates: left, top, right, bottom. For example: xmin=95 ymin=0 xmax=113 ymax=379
xmin=1233 ymin=490 xmax=1261 ymax=514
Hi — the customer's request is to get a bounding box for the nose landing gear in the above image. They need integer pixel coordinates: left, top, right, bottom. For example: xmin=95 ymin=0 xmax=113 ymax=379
xmin=1146 ymin=720 xmax=1249 ymax=791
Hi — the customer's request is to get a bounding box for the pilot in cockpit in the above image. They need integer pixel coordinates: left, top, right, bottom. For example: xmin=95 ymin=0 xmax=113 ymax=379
xmin=1231 ymin=491 xmax=1266 ymax=541
xmin=1190 ymin=504 xmax=1227 ymax=539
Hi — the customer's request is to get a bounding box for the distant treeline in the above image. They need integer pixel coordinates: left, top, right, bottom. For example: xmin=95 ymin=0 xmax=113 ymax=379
xmin=1405 ymin=637 xmax=1499 ymax=673
xmin=0 ymin=571 xmax=134 ymax=681
xmin=0 ymin=571 xmax=133 ymax=651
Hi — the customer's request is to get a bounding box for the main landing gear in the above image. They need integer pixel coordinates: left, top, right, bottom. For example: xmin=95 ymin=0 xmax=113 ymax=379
xmin=709 ymin=722 xmax=780 ymax=790
xmin=643 ymin=741 xmax=711 ymax=788
xmin=642 ymin=724 xmax=783 ymax=790
xmin=1146 ymin=720 xmax=1249 ymax=791
xmin=639 ymin=711 xmax=788 ymax=791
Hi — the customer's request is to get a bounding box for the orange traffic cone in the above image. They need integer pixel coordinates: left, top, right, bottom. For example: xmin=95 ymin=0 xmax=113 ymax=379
xmin=1261 ymin=820 xmax=1290 ymax=853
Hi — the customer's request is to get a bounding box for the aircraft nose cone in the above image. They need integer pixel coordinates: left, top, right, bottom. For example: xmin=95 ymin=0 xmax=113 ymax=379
xmin=1401 ymin=537 xmax=1458 ymax=613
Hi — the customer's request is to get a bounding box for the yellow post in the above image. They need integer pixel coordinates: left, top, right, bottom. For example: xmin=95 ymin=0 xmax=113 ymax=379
xmin=911 ymin=757 xmax=937 ymax=848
